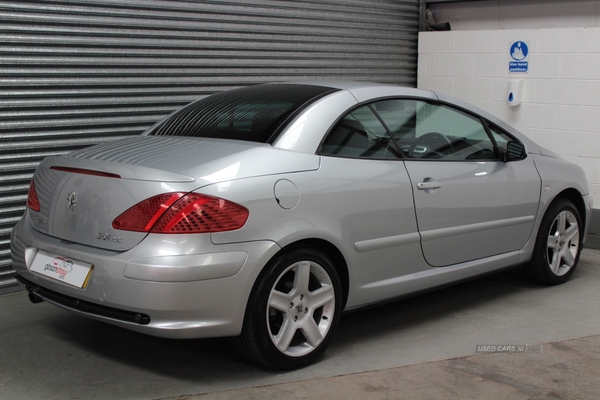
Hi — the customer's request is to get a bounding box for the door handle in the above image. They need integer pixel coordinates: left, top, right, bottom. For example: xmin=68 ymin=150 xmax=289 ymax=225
xmin=417 ymin=181 xmax=441 ymax=190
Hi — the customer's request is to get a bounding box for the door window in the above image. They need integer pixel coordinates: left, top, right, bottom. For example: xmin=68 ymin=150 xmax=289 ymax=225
xmin=374 ymin=99 xmax=499 ymax=161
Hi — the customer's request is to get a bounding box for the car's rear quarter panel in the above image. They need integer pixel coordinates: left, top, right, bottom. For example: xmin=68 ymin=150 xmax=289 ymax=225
xmin=210 ymin=155 xmax=430 ymax=308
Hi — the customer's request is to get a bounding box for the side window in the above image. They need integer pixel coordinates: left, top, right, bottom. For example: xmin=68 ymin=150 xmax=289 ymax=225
xmin=320 ymin=105 xmax=401 ymax=159
xmin=374 ymin=99 xmax=498 ymax=161
xmin=488 ymin=125 xmax=510 ymax=151
xmin=372 ymin=100 xmax=417 ymax=152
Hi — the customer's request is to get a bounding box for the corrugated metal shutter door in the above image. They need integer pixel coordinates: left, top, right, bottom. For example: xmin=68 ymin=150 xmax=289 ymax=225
xmin=0 ymin=0 xmax=418 ymax=293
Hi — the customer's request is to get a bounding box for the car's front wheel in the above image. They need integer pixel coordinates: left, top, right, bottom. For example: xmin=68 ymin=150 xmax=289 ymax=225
xmin=236 ymin=245 xmax=342 ymax=370
xmin=524 ymin=198 xmax=582 ymax=285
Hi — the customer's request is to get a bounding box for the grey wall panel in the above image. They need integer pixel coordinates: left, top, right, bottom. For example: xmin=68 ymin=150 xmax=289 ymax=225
xmin=0 ymin=0 xmax=419 ymax=292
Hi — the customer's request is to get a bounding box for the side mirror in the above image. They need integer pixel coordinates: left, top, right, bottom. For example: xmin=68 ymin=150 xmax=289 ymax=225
xmin=505 ymin=141 xmax=526 ymax=161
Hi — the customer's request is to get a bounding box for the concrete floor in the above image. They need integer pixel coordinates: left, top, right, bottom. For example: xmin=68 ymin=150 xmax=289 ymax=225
xmin=176 ymin=335 xmax=600 ymax=400
xmin=1 ymin=249 xmax=599 ymax=400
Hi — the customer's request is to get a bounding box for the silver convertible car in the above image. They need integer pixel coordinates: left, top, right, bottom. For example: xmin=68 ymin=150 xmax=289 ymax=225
xmin=11 ymin=82 xmax=592 ymax=369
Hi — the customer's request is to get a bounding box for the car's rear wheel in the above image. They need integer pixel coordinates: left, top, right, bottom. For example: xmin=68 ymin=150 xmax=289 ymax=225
xmin=524 ymin=198 xmax=582 ymax=285
xmin=236 ymin=246 xmax=342 ymax=370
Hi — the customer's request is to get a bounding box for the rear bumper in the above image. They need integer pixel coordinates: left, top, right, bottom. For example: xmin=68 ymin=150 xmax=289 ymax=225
xmin=11 ymin=214 xmax=280 ymax=339
xmin=16 ymin=273 xmax=151 ymax=325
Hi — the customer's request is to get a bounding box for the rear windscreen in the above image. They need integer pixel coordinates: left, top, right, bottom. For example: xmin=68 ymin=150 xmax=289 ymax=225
xmin=149 ymin=84 xmax=338 ymax=143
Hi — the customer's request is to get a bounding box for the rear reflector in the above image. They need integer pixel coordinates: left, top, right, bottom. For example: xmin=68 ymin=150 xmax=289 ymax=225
xmin=27 ymin=179 xmax=41 ymax=212
xmin=50 ymin=166 xmax=121 ymax=179
xmin=112 ymin=193 xmax=249 ymax=234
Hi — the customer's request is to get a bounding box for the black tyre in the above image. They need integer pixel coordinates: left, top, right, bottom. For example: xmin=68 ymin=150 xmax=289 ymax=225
xmin=524 ymin=198 xmax=582 ymax=285
xmin=236 ymin=246 xmax=342 ymax=370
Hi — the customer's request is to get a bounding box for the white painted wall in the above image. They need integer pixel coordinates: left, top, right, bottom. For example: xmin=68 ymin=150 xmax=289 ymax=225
xmin=429 ymin=0 xmax=600 ymax=31
xmin=418 ymin=25 xmax=600 ymax=207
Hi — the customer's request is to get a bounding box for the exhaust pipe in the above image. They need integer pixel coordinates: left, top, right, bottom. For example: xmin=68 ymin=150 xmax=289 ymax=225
xmin=28 ymin=291 xmax=44 ymax=304
xmin=15 ymin=274 xmax=44 ymax=304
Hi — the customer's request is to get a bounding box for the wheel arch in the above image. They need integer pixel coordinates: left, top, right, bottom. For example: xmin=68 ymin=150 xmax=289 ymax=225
xmin=553 ymin=188 xmax=587 ymax=232
xmin=277 ymin=238 xmax=350 ymax=309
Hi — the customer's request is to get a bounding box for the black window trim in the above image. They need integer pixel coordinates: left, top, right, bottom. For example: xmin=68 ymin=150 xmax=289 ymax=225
xmin=318 ymin=96 xmax=527 ymax=162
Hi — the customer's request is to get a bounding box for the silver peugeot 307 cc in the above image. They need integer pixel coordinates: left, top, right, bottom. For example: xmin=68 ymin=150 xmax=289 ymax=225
xmin=11 ymin=82 xmax=592 ymax=369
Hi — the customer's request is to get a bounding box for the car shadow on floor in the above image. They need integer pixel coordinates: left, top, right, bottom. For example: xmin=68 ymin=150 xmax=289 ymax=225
xmin=42 ymin=267 xmax=551 ymax=380
xmin=333 ymin=268 xmax=536 ymax=346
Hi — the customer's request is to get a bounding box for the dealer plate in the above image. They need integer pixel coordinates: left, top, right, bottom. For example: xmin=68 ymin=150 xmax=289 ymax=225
xmin=29 ymin=249 xmax=93 ymax=288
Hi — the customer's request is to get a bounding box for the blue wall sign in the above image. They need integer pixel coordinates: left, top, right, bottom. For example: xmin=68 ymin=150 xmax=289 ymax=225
xmin=509 ymin=41 xmax=529 ymax=73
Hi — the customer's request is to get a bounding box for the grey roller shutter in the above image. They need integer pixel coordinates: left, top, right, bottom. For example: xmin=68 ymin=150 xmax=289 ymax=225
xmin=0 ymin=0 xmax=418 ymax=293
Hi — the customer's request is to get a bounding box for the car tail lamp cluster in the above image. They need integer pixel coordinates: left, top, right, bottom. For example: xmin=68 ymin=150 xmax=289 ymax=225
xmin=112 ymin=193 xmax=249 ymax=234
xmin=27 ymin=180 xmax=41 ymax=212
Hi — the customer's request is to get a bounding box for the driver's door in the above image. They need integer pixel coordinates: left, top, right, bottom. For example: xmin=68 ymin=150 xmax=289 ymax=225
xmin=373 ymin=99 xmax=541 ymax=267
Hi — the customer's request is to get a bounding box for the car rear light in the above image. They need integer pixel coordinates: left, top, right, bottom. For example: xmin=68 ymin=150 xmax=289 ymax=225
xmin=27 ymin=179 xmax=41 ymax=212
xmin=50 ymin=166 xmax=121 ymax=179
xmin=112 ymin=193 xmax=249 ymax=234
xmin=112 ymin=193 xmax=183 ymax=232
